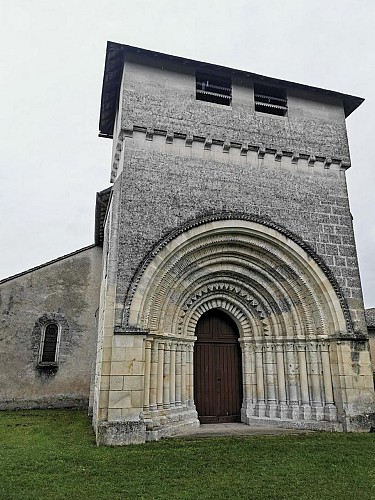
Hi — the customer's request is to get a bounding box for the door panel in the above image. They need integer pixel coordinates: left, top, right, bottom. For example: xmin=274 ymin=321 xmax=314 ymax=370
xmin=194 ymin=309 xmax=242 ymax=423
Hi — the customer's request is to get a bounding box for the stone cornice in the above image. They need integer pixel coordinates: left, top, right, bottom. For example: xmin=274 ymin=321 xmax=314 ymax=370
xmin=110 ymin=126 xmax=350 ymax=182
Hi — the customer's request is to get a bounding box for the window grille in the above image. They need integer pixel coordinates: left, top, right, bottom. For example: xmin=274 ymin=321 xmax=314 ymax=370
xmin=41 ymin=323 xmax=59 ymax=363
xmin=254 ymin=84 xmax=287 ymax=116
xmin=196 ymin=73 xmax=232 ymax=106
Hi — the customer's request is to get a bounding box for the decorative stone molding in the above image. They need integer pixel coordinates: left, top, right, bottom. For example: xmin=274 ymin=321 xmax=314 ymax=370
xmin=111 ymin=126 xmax=351 ymax=179
xmin=291 ymin=152 xmax=299 ymax=164
xmin=258 ymin=146 xmax=266 ymax=159
xmin=275 ymin=150 xmax=283 ymax=162
xmin=204 ymin=136 xmax=212 ymax=150
xmin=324 ymin=157 xmax=332 ymax=169
xmin=240 ymin=142 xmax=248 ymax=156
xmin=223 ymin=139 xmax=231 ymax=153
xmin=122 ymin=212 xmax=353 ymax=335
xmin=166 ymin=130 xmax=174 ymax=144
xmin=185 ymin=132 xmax=193 ymax=147
xmin=145 ymin=127 xmax=154 ymax=141
xmin=178 ymin=282 xmax=269 ymax=337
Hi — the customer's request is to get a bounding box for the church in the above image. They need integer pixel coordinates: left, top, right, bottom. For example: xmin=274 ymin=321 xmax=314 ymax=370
xmin=1 ymin=42 xmax=375 ymax=445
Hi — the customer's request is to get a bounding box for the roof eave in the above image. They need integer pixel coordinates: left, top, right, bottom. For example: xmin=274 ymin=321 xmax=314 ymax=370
xmin=99 ymin=41 xmax=364 ymax=138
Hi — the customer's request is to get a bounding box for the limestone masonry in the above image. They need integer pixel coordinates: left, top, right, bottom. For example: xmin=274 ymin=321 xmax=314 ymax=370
xmin=1 ymin=42 xmax=374 ymax=444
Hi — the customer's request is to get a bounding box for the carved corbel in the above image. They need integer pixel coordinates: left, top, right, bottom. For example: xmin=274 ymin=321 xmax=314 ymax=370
xmin=258 ymin=146 xmax=266 ymax=159
xmin=166 ymin=130 xmax=174 ymax=144
xmin=324 ymin=157 xmax=332 ymax=169
xmin=223 ymin=139 xmax=231 ymax=153
xmin=291 ymin=152 xmax=299 ymax=164
xmin=185 ymin=132 xmax=193 ymax=147
xmin=145 ymin=128 xmax=154 ymax=141
xmin=240 ymin=142 xmax=248 ymax=156
xmin=275 ymin=150 xmax=283 ymax=162
xmin=204 ymin=136 xmax=212 ymax=150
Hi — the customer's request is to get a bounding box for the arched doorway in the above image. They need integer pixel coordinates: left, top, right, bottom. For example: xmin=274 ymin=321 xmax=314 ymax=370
xmin=194 ymin=309 xmax=243 ymax=423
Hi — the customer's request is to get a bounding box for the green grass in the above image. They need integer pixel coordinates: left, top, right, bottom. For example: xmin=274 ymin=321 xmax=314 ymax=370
xmin=1 ymin=410 xmax=375 ymax=499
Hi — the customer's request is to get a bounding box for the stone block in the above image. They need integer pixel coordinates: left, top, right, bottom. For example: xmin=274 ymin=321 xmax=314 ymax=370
xmin=125 ymin=347 xmax=144 ymax=361
xmin=123 ymin=375 xmax=143 ymax=391
xmin=111 ymin=361 xmax=127 ymax=376
xmin=101 ymin=361 xmax=111 ymax=375
xmin=108 ymin=389 xmax=131 ymax=409
xmin=98 ymin=390 xmax=109 ymax=409
xmin=107 ymin=408 xmax=122 ymax=421
xmin=131 ymin=361 xmax=145 ymax=375
xmin=109 ymin=375 xmax=124 ymax=391
xmin=122 ymin=408 xmax=142 ymax=420
xmin=111 ymin=348 xmax=126 ymax=362
xmin=113 ymin=335 xmax=135 ymax=348
xmin=102 ymin=347 xmax=112 ymax=362
xmin=96 ymin=420 xmax=146 ymax=446
xmin=131 ymin=390 xmax=143 ymax=408
xmin=100 ymin=375 xmax=110 ymax=391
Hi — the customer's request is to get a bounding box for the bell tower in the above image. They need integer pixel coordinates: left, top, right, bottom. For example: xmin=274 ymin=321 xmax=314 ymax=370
xmin=93 ymin=42 xmax=375 ymax=445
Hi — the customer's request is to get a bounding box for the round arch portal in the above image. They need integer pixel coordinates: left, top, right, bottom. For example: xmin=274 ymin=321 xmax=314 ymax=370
xmin=125 ymin=217 xmax=349 ymax=431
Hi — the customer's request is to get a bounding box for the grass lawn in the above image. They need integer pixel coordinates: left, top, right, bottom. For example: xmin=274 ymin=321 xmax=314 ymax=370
xmin=0 ymin=409 xmax=375 ymax=499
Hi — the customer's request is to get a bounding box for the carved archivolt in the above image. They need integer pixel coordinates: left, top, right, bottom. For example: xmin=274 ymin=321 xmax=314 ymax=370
xmin=125 ymin=218 xmax=348 ymax=340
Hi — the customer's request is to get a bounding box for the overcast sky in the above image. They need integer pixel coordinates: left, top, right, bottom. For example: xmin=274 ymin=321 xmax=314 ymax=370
xmin=1 ymin=0 xmax=374 ymax=307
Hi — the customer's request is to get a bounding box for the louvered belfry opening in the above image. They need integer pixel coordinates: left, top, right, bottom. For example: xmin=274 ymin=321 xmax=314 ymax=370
xmin=194 ymin=309 xmax=243 ymax=423
xmin=196 ymin=72 xmax=232 ymax=106
xmin=254 ymin=83 xmax=287 ymax=116
xmin=41 ymin=324 xmax=58 ymax=363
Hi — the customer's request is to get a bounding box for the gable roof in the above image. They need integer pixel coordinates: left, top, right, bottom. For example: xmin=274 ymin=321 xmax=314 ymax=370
xmin=0 ymin=245 xmax=96 ymax=285
xmin=99 ymin=41 xmax=364 ymax=138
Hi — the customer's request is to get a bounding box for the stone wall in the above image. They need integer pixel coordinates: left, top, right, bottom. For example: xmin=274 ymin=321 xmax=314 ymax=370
xmin=112 ymin=135 xmax=364 ymax=335
xmin=0 ymin=245 xmax=102 ymax=410
xmin=106 ymin=60 xmax=364 ymax=335
xmin=366 ymin=308 xmax=375 ymax=372
xmin=119 ymin=60 xmax=350 ymax=162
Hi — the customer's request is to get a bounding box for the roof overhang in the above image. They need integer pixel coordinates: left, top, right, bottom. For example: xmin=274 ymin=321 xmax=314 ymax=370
xmin=99 ymin=41 xmax=364 ymax=138
xmin=95 ymin=187 xmax=112 ymax=246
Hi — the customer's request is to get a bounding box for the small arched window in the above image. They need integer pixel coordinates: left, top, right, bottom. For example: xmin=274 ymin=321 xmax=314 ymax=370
xmin=41 ymin=323 xmax=59 ymax=363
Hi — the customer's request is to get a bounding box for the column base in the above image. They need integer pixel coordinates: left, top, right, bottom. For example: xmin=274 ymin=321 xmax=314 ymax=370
xmin=324 ymin=404 xmax=338 ymax=422
xmin=277 ymin=403 xmax=289 ymax=419
xmin=266 ymin=402 xmax=278 ymax=419
xmin=299 ymin=404 xmax=312 ymax=421
xmin=145 ymin=406 xmax=199 ymax=441
xmin=255 ymin=401 xmax=267 ymax=417
xmin=288 ymin=403 xmax=300 ymax=420
xmin=311 ymin=404 xmax=324 ymax=421
xmin=242 ymin=415 xmax=342 ymax=432
xmin=241 ymin=400 xmax=257 ymax=419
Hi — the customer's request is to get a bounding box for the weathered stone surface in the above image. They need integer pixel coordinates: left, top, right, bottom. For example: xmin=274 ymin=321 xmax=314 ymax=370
xmin=92 ymin=46 xmax=374 ymax=443
xmin=0 ymin=246 xmax=102 ymax=410
xmin=366 ymin=308 xmax=375 ymax=373
xmin=96 ymin=420 xmax=146 ymax=446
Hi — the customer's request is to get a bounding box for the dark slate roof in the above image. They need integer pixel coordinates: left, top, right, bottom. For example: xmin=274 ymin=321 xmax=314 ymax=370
xmin=99 ymin=41 xmax=364 ymax=138
xmin=365 ymin=308 xmax=375 ymax=328
xmin=95 ymin=187 xmax=112 ymax=246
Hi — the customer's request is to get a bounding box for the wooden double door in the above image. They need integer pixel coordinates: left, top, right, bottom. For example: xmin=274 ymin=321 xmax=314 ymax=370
xmin=194 ymin=309 xmax=243 ymax=423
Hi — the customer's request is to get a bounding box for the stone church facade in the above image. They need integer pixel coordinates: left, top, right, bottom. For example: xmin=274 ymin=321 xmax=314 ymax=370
xmin=1 ymin=42 xmax=375 ymax=445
